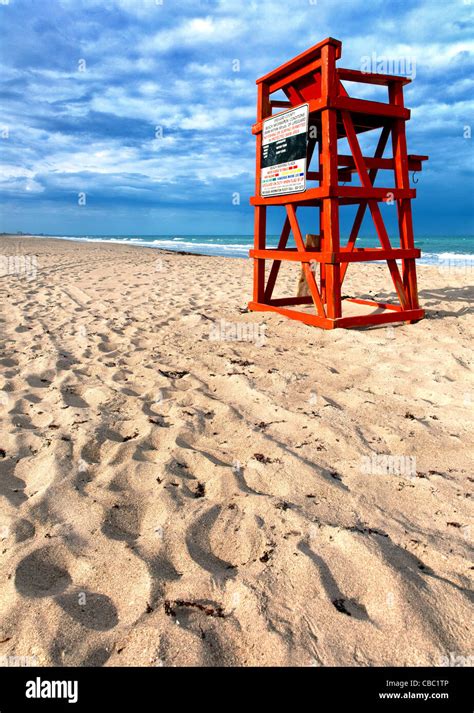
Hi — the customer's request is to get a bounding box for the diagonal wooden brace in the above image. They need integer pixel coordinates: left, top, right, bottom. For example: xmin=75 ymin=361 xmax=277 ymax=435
xmin=286 ymin=205 xmax=326 ymax=317
xmin=264 ymin=216 xmax=292 ymax=302
xmin=341 ymin=110 xmax=409 ymax=309
xmin=341 ymin=124 xmax=391 ymax=282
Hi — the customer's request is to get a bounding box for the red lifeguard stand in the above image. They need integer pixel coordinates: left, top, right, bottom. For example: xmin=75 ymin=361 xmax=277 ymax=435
xmin=249 ymin=37 xmax=428 ymax=329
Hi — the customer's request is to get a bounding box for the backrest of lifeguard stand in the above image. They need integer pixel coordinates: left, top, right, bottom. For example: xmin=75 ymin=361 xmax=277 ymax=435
xmin=256 ymin=37 xmax=342 ymax=108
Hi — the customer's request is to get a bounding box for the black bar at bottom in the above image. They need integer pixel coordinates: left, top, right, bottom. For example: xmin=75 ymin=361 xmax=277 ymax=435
xmin=0 ymin=666 xmax=471 ymax=711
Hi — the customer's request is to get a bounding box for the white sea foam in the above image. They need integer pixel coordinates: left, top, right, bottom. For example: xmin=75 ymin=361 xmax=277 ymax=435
xmin=18 ymin=234 xmax=474 ymax=261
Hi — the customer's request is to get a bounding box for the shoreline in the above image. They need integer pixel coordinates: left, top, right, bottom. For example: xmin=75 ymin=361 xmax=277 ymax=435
xmin=0 ymin=233 xmax=210 ymax=259
xmin=2 ymin=233 xmax=473 ymax=263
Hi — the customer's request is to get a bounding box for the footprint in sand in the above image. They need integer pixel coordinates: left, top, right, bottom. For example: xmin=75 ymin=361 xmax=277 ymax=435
xmin=79 ymin=647 xmax=112 ymax=666
xmin=25 ymin=374 xmax=53 ymax=388
xmin=0 ymin=459 xmax=28 ymax=506
xmin=56 ymin=589 xmax=118 ymax=631
xmin=101 ymin=503 xmax=143 ymax=542
xmin=15 ymin=546 xmax=72 ymax=598
xmin=60 ymin=387 xmax=89 ymax=409
xmin=0 ymin=357 xmax=19 ymax=368
xmin=208 ymin=506 xmax=265 ymax=567
xmin=2 ymin=378 xmax=21 ymax=393
xmin=80 ymin=437 xmax=103 ymax=465
xmin=185 ymin=505 xmax=237 ymax=580
xmin=13 ymin=518 xmax=36 ymax=542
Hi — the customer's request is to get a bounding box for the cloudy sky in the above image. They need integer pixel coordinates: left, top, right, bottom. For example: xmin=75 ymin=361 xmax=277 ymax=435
xmin=0 ymin=0 xmax=473 ymax=236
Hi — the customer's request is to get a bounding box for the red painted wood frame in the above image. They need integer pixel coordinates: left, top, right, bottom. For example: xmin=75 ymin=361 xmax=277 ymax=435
xmin=248 ymin=37 xmax=428 ymax=329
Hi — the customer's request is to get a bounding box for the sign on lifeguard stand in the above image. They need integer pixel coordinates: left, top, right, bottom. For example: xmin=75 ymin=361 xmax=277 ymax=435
xmin=248 ymin=37 xmax=428 ymax=329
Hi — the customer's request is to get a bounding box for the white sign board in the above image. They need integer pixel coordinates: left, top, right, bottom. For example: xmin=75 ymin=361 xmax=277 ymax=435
xmin=261 ymin=104 xmax=309 ymax=197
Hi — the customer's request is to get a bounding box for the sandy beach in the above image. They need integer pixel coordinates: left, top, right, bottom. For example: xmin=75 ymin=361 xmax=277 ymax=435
xmin=0 ymin=235 xmax=472 ymax=667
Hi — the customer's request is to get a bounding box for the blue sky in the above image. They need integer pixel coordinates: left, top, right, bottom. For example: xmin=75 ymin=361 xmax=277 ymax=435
xmin=0 ymin=0 xmax=473 ymax=236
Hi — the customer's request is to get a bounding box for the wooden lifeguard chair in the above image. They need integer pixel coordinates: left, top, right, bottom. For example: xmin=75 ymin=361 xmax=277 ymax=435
xmin=248 ymin=37 xmax=428 ymax=329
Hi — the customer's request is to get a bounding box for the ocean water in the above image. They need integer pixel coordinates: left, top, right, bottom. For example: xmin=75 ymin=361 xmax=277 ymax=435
xmin=26 ymin=233 xmax=474 ymax=265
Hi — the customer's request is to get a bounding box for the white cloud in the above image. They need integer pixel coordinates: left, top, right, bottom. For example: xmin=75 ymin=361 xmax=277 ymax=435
xmin=141 ymin=15 xmax=244 ymax=53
